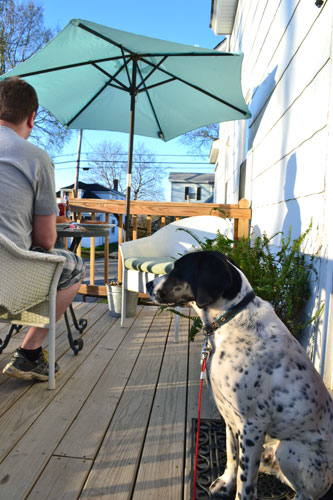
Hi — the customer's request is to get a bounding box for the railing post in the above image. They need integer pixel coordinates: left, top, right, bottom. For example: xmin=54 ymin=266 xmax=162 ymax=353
xmin=133 ymin=215 xmax=138 ymax=240
xmin=90 ymin=212 xmax=96 ymax=286
xmin=236 ymin=198 xmax=250 ymax=239
xmin=147 ymin=215 xmax=152 ymax=236
xmin=104 ymin=213 xmax=109 ymax=285
xmin=118 ymin=216 xmax=123 ymax=283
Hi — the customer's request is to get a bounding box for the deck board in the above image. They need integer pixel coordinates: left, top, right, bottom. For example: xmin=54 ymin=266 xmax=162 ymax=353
xmin=133 ymin=314 xmax=189 ymax=500
xmin=80 ymin=307 xmax=172 ymax=499
xmin=0 ymin=302 xmax=220 ymax=500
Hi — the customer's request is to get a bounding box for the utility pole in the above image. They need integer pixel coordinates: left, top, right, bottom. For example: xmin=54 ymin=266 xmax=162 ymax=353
xmin=74 ymin=129 xmax=83 ymax=197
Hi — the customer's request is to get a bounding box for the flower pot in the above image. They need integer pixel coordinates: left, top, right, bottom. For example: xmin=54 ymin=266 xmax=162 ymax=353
xmin=106 ymin=284 xmax=138 ymax=317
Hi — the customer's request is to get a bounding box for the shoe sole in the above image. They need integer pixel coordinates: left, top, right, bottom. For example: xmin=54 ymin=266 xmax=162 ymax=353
xmin=2 ymin=363 xmax=59 ymax=382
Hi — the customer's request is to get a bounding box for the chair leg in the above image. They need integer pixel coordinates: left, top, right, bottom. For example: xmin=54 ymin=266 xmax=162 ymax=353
xmin=48 ymin=299 xmax=56 ymax=390
xmin=64 ymin=305 xmax=86 ymax=355
xmin=0 ymin=324 xmax=22 ymax=354
xmin=174 ymin=306 xmax=179 ymax=343
xmin=121 ymin=267 xmax=127 ymax=327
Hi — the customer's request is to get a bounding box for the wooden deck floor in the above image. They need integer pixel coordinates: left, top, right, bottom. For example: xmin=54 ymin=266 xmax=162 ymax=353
xmin=0 ymin=301 xmax=219 ymax=500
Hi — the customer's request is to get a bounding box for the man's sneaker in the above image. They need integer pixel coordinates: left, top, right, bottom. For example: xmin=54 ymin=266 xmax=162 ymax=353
xmin=2 ymin=348 xmax=60 ymax=382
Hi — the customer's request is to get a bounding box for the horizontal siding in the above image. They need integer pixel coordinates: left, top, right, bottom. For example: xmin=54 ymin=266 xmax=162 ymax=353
xmin=213 ymin=0 xmax=333 ymax=384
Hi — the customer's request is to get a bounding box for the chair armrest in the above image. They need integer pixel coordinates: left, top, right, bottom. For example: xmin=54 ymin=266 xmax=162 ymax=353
xmin=119 ymin=216 xmax=232 ymax=263
xmin=119 ymin=233 xmax=166 ymax=260
xmin=0 ymin=234 xmax=66 ymax=315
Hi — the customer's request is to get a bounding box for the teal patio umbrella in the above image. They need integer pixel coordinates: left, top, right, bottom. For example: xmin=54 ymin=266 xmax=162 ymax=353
xmin=0 ymin=19 xmax=251 ymax=236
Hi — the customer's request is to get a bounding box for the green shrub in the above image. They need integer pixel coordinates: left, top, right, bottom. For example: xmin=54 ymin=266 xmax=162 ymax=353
xmin=171 ymin=224 xmax=323 ymax=339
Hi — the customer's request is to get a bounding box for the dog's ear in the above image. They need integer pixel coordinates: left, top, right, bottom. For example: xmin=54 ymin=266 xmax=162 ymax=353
xmin=193 ymin=252 xmax=242 ymax=308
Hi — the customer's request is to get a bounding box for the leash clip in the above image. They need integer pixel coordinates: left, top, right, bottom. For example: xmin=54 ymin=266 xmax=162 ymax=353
xmin=201 ymin=334 xmax=212 ymax=366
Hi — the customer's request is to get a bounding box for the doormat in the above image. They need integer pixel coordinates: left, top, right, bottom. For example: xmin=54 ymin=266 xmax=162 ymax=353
xmin=191 ymin=418 xmax=295 ymax=500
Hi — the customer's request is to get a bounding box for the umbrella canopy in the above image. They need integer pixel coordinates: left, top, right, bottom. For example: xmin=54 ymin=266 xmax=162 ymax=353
xmin=0 ymin=19 xmax=251 ymax=235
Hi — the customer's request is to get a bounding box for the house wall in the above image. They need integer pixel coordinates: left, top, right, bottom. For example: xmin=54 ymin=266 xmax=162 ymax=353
xmin=212 ymin=0 xmax=333 ymax=387
xmin=80 ymin=191 xmax=125 ymax=247
xmin=170 ymin=182 xmax=214 ymax=202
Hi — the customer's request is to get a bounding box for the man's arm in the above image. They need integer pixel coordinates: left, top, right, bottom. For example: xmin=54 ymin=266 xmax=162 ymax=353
xmin=32 ymin=214 xmax=57 ymax=250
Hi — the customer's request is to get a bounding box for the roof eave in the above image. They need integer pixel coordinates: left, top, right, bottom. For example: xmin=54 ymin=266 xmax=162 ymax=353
xmin=210 ymin=0 xmax=239 ymax=35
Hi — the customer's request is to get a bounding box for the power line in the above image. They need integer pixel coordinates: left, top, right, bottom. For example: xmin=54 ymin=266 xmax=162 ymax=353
xmin=55 ymin=165 xmax=213 ymax=172
xmin=54 ymin=160 xmax=211 ymax=166
xmin=56 ymin=167 xmax=214 ymax=173
xmin=51 ymin=152 xmax=209 ymax=158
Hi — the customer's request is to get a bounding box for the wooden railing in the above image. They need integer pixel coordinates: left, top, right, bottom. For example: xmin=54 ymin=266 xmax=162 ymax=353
xmin=69 ymin=198 xmax=252 ymax=297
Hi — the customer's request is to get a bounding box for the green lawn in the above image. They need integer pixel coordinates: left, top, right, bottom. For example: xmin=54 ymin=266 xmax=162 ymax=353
xmin=81 ymin=242 xmax=118 ymax=258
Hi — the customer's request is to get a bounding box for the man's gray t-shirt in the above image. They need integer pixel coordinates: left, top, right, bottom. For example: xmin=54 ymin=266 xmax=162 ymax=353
xmin=0 ymin=126 xmax=58 ymax=249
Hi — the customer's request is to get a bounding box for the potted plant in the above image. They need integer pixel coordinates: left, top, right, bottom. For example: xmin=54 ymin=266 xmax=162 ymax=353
xmin=106 ymin=280 xmax=138 ymax=317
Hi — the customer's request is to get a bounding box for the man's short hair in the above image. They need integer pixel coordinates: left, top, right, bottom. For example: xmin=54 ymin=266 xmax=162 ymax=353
xmin=0 ymin=77 xmax=38 ymax=124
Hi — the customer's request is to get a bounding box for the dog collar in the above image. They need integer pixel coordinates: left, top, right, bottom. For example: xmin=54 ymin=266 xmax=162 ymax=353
xmin=203 ymin=291 xmax=256 ymax=335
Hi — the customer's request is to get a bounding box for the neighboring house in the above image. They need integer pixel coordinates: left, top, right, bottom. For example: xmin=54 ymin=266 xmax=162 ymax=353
xmin=57 ymin=181 xmax=125 ymax=247
xmin=169 ymin=173 xmax=215 ymax=203
xmin=209 ymin=0 xmax=333 ymax=389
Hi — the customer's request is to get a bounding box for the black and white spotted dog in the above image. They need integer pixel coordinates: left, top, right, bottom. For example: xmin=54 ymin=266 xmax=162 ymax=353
xmin=146 ymin=251 xmax=333 ymax=500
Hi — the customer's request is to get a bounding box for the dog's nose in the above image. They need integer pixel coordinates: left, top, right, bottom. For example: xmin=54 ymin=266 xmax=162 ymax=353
xmin=146 ymin=281 xmax=153 ymax=294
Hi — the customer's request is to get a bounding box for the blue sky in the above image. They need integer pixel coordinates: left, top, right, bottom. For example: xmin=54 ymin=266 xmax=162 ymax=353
xmin=41 ymin=0 xmax=222 ymax=194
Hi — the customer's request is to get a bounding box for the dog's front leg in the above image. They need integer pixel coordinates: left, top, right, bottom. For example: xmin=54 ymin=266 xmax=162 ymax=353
xmin=235 ymin=423 xmax=266 ymax=500
xmin=209 ymin=425 xmax=238 ymax=498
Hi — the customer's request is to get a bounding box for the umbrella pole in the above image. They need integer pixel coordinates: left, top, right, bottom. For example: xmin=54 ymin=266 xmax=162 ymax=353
xmin=125 ymin=58 xmax=137 ymax=242
xmin=74 ymin=129 xmax=83 ymax=197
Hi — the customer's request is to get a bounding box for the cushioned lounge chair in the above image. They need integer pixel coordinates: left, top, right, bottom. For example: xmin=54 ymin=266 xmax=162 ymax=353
xmin=119 ymin=215 xmax=232 ymax=341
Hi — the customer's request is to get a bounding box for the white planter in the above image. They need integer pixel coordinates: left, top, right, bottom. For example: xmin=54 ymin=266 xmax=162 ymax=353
xmin=106 ymin=284 xmax=138 ymax=317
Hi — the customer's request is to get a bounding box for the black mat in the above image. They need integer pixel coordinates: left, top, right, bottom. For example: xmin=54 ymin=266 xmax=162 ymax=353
xmin=191 ymin=418 xmax=296 ymax=500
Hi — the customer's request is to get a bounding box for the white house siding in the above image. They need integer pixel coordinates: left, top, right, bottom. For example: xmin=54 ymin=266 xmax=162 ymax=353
xmin=211 ymin=0 xmax=333 ymax=388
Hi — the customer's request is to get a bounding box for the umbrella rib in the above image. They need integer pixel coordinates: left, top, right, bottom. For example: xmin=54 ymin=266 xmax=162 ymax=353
xmin=136 ymin=55 xmax=168 ymax=91
xmin=16 ymin=56 xmax=127 ymax=78
xmin=120 ymin=47 xmax=132 ymax=85
xmin=137 ymin=65 xmax=165 ymax=139
xmin=137 ymin=77 xmax=176 ymax=92
xmin=142 ymin=57 xmax=248 ymax=116
xmin=138 ymin=51 xmax=235 ymax=57
xmin=66 ymin=58 xmax=136 ymax=127
xmin=77 ymin=23 xmax=236 ymax=61
xmin=77 ymin=22 xmax=136 ymax=57
xmin=92 ymin=62 xmax=129 ymax=91
xmin=66 ymin=82 xmax=109 ymax=126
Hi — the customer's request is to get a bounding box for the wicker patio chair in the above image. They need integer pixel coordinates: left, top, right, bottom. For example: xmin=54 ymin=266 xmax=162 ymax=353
xmin=119 ymin=215 xmax=232 ymax=341
xmin=0 ymin=233 xmax=65 ymax=389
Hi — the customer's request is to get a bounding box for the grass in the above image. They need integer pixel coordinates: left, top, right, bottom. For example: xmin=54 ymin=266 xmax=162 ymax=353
xmin=80 ymin=242 xmax=118 ymax=259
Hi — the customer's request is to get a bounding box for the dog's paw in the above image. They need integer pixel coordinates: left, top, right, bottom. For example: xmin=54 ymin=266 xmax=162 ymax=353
xmin=209 ymin=476 xmax=236 ymax=499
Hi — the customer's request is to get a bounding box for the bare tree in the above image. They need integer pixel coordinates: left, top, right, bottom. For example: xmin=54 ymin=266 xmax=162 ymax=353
xmin=84 ymin=140 xmax=128 ymax=191
xmin=85 ymin=140 xmax=167 ymax=201
xmin=178 ymin=123 xmax=219 ymax=153
xmin=131 ymin=143 xmax=167 ymax=200
xmin=0 ymin=0 xmax=71 ymax=152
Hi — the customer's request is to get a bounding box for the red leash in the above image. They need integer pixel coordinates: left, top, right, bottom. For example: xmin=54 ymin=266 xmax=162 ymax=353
xmin=192 ymin=355 xmax=208 ymax=500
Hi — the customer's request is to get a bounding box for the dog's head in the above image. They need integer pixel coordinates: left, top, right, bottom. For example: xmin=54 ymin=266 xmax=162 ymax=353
xmin=146 ymin=250 xmax=242 ymax=308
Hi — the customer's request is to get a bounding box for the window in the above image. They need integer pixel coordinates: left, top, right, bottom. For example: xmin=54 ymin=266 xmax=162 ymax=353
xmin=184 ymin=186 xmax=196 ymax=200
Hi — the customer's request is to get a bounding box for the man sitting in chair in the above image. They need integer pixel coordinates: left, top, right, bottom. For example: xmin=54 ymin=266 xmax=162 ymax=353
xmin=0 ymin=77 xmax=85 ymax=382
